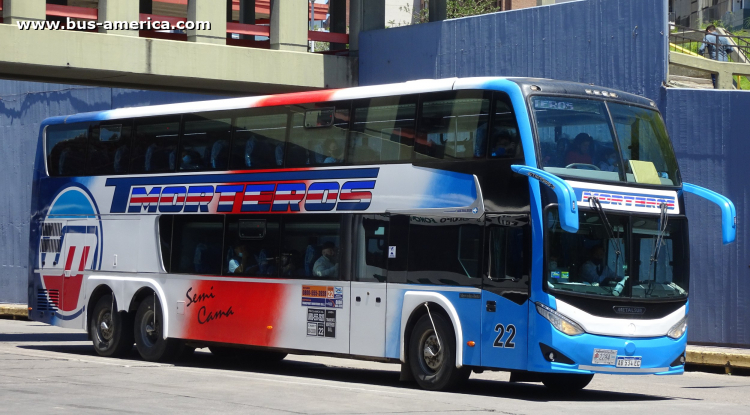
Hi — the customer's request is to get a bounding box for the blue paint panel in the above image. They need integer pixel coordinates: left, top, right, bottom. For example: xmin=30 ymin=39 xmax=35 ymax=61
xmin=481 ymin=292 xmax=529 ymax=370
xmin=528 ymin=307 xmax=687 ymax=374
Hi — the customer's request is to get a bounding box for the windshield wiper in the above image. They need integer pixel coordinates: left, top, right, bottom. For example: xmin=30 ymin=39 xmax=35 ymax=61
xmin=589 ymin=197 xmax=625 ymax=294
xmin=646 ymin=202 xmax=670 ymax=295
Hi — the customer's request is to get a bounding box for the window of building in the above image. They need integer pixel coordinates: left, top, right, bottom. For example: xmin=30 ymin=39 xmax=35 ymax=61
xmin=223 ymin=216 xmax=281 ymax=277
xmin=131 ymin=116 xmax=181 ymax=174
xmin=168 ymin=215 xmax=224 ymax=275
xmin=87 ymin=122 xmax=133 ymax=175
xmin=287 ymin=103 xmax=350 ymax=167
xmin=180 ymin=113 xmax=232 ymax=171
xmin=348 ymin=95 xmax=417 ymax=164
xmin=230 ymin=107 xmax=289 ymax=170
xmin=46 ymin=122 xmax=90 ymax=177
xmin=415 ymin=91 xmax=491 ymax=161
xmin=282 ymin=215 xmax=343 ymax=279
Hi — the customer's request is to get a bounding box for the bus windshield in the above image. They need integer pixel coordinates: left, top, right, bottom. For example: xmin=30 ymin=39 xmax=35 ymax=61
xmin=545 ymin=210 xmax=688 ymax=299
xmin=534 ymin=96 xmax=680 ymax=186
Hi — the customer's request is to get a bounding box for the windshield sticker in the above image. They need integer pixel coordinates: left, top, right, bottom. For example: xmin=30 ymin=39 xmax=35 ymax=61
xmin=534 ymin=100 xmax=575 ymax=111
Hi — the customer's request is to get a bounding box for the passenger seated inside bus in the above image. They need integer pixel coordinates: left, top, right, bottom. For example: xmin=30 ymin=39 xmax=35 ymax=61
xmin=313 ymin=241 xmax=339 ymax=278
xmin=580 ymin=245 xmax=618 ymax=284
xmin=322 ymin=138 xmax=343 ymax=163
xmin=227 ymin=245 xmax=250 ymax=274
xmin=565 ymin=133 xmax=594 ymax=166
xmin=489 ymin=129 xmax=519 ymax=158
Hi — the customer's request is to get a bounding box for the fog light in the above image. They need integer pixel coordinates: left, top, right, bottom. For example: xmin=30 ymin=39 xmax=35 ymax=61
xmin=680 ymin=355 xmax=686 ymax=364
xmin=548 ymin=352 xmax=556 ymax=361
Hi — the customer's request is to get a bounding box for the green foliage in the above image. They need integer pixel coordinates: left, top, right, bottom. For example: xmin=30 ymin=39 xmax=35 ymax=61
xmin=447 ymin=0 xmax=500 ymax=19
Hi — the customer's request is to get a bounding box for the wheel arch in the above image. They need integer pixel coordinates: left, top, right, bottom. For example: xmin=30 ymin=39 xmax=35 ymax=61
xmin=399 ymin=292 xmax=464 ymax=369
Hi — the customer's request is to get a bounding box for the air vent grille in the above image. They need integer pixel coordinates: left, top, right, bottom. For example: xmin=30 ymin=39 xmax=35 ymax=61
xmin=40 ymin=239 xmax=61 ymax=253
xmin=37 ymin=289 xmax=59 ymax=311
xmin=42 ymin=223 xmax=62 ymax=237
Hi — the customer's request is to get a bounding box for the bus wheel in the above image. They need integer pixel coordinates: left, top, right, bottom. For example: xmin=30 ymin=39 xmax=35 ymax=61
xmin=541 ymin=373 xmax=594 ymax=392
xmin=134 ymin=296 xmax=179 ymax=362
xmin=408 ymin=313 xmax=469 ymax=391
xmin=90 ymin=295 xmax=133 ymax=357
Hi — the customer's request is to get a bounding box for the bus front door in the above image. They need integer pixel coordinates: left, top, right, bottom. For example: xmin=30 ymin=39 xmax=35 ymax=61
xmin=481 ymin=216 xmax=530 ymax=370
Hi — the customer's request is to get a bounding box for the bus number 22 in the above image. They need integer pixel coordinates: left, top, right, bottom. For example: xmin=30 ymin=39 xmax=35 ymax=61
xmin=493 ymin=323 xmax=516 ymax=348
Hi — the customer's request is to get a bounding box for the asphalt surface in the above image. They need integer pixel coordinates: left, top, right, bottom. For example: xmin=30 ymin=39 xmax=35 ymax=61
xmin=1 ymin=318 xmax=749 ymax=415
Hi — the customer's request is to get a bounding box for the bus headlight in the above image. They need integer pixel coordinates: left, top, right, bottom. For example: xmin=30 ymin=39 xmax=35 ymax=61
xmin=667 ymin=316 xmax=688 ymax=339
xmin=536 ymin=302 xmax=585 ymax=336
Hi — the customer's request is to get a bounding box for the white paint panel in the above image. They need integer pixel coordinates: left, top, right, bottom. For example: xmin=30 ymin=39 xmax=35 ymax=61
xmin=350 ymin=282 xmax=387 ymax=357
xmin=99 ymin=218 xmax=140 ymax=272
xmin=555 ymin=298 xmax=685 ymax=337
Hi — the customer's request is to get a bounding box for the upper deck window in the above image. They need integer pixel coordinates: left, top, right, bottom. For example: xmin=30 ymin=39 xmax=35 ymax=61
xmin=46 ymin=123 xmax=90 ymax=177
xmin=415 ymin=91 xmax=490 ymax=160
xmin=533 ymin=96 xmax=680 ymax=186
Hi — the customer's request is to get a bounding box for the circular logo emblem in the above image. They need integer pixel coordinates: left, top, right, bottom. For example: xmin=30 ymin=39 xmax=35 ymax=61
xmin=38 ymin=187 xmax=102 ymax=316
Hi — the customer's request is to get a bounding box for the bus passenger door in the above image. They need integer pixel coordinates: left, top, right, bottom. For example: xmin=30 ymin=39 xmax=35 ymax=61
xmin=349 ymin=215 xmax=389 ymax=357
xmin=481 ymin=215 xmax=530 ymax=370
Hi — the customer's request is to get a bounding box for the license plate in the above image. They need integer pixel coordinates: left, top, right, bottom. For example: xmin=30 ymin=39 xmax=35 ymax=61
xmin=616 ymin=356 xmax=642 ymax=368
xmin=592 ymin=348 xmax=618 ymax=365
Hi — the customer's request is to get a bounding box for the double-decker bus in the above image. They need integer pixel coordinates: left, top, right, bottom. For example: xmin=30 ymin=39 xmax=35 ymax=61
xmin=29 ymin=77 xmax=736 ymax=391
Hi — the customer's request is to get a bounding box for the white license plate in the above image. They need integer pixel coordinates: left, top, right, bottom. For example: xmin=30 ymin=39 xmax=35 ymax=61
xmin=592 ymin=348 xmax=618 ymax=365
xmin=616 ymin=356 xmax=642 ymax=368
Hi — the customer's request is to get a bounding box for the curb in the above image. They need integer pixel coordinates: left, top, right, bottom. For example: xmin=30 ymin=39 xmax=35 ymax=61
xmin=0 ymin=304 xmax=28 ymax=320
xmin=686 ymin=345 xmax=750 ymax=374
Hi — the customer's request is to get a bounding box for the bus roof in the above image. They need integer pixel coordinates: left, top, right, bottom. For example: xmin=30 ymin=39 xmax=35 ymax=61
xmin=43 ymin=77 xmax=654 ymax=126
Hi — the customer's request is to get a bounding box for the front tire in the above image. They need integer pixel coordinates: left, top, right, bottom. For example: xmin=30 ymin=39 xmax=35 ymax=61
xmin=90 ymin=295 xmax=133 ymax=357
xmin=134 ymin=295 xmax=180 ymax=362
xmin=408 ymin=313 xmax=469 ymax=391
xmin=541 ymin=373 xmax=594 ymax=392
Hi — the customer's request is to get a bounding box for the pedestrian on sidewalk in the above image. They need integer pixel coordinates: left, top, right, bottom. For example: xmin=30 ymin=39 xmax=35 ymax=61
xmin=699 ymin=25 xmax=733 ymax=88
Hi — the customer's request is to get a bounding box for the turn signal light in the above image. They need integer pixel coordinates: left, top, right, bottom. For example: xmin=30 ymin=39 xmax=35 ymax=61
xmin=467 ymin=341 xmax=475 ymax=347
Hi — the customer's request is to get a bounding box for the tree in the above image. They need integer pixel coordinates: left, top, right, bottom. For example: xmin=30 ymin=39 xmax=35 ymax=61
xmin=447 ymin=0 xmax=500 ymax=19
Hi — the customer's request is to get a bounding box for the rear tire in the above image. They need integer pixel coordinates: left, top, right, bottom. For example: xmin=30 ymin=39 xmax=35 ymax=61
xmin=408 ymin=313 xmax=470 ymax=391
xmin=90 ymin=295 xmax=133 ymax=357
xmin=541 ymin=373 xmax=594 ymax=392
xmin=134 ymin=295 xmax=180 ymax=362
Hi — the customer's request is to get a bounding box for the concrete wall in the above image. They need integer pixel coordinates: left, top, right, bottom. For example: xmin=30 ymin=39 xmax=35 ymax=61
xmin=360 ymin=0 xmax=669 ymax=105
xmin=0 ymin=80 xmax=221 ymax=303
xmin=665 ymin=89 xmax=750 ymax=347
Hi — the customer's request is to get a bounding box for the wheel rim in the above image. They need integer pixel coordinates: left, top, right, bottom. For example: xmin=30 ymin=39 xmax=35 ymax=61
xmin=95 ymin=308 xmax=113 ymax=348
xmin=419 ymin=330 xmax=443 ymax=374
xmin=140 ymin=309 xmax=159 ymax=348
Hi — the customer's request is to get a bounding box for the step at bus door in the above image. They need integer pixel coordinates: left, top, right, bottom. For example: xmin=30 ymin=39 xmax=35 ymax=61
xmin=481 ymin=215 xmax=531 ymax=370
xmin=349 ymin=215 xmax=389 ymax=358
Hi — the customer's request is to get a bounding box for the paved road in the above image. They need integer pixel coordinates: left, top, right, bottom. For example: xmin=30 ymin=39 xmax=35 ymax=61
xmin=1 ymin=319 xmax=749 ymax=415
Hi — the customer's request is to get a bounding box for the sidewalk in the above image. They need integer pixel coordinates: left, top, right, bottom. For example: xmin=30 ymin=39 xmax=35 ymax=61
xmin=0 ymin=303 xmax=28 ymax=320
xmin=687 ymin=345 xmax=750 ymax=374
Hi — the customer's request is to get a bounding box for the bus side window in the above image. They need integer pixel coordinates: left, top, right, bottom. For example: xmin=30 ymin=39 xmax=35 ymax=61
xmin=287 ymin=102 xmax=349 ymax=167
xmin=223 ymin=216 xmax=280 ymax=277
xmin=131 ymin=116 xmax=180 ymax=174
xmin=87 ymin=122 xmax=132 ymax=175
xmin=46 ymin=123 xmax=90 ymax=177
xmin=488 ymin=93 xmax=522 ymax=159
xmin=231 ymin=107 xmax=288 ymax=170
xmin=180 ymin=114 xmax=232 ymax=172
xmin=348 ymin=95 xmax=417 ymax=164
xmin=353 ymin=215 xmax=388 ymax=282
xmin=281 ymin=215 xmax=343 ymax=280
xmin=170 ymin=215 xmax=224 ymax=276
xmin=415 ymin=91 xmax=490 ymax=161
xmin=406 ymin=217 xmax=483 ymax=288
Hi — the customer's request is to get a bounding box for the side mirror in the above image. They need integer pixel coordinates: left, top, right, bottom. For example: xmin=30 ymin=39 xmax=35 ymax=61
xmin=683 ymin=183 xmax=736 ymax=244
xmin=511 ymin=165 xmax=579 ymax=233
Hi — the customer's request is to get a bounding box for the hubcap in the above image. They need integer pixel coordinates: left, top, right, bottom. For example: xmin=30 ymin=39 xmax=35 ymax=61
xmin=96 ymin=310 xmax=113 ymax=344
xmin=421 ymin=332 xmax=443 ymax=372
xmin=141 ymin=309 xmax=159 ymax=347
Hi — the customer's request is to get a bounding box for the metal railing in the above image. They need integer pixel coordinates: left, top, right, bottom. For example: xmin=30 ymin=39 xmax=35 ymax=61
xmin=670 ymin=24 xmax=749 ymax=64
